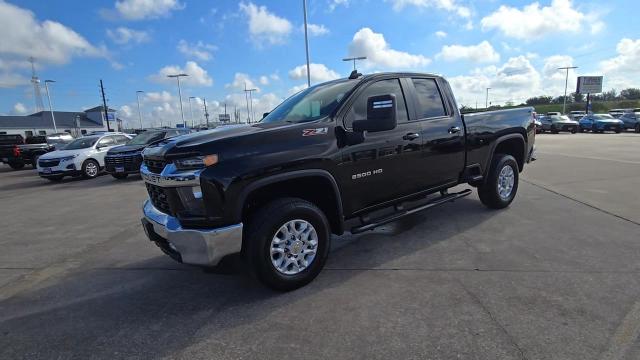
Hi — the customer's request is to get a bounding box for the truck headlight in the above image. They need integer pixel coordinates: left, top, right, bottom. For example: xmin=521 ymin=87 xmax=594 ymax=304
xmin=174 ymin=154 xmax=218 ymax=170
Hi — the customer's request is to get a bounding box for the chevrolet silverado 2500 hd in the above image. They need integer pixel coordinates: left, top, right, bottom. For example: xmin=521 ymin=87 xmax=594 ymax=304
xmin=140 ymin=72 xmax=535 ymax=290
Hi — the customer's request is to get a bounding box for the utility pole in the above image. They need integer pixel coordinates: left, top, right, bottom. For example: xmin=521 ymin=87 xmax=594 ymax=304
xmin=485 ymin=87 xmax=491 ymax=109
xmin=136 ymin=90 xmax=144 ymax=130
xmin=342 ymin=56 xmax=367 ymax=71
xmin=29 ymin=57 xmax=44 ymax=112
xmin=43 ymin=80 xmax=57 ymax=133
xmin=100 ymin=79 xmax=111 ymax=132
xmin=558 ymin=66 xmax=578 ymax=115
xmin=167 ymin=73 xmax=189 ymax=127
xmin=188 ymin=96 xmax=196 ymax=129
xmin=303 ymin=0 xmax=311 ymax=87
xmin=203 ymin=97 xmax=210 ymax=128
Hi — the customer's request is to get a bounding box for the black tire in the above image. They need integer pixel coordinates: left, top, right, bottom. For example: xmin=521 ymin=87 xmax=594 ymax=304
xmin=579 ymin=127 xmax=585 ymax=133
xmin=8 ymin=161 xmax=24 ymax=170
xmin=478 ymin=154 xmax=519 ymax=210
xmin=245 ymin=197 xmax=331 ymax=291
xmin=31 ymin=154 xmax=41 ymax=169
xmin=635 ymin=124 xmax=640 ymax=133
xmin=111 ymin=173 xmax=128 ymax=179
xmin=81 ymin=159 xmax=100 ymax=179
xmin=47 ymin=176 xmax=63 ymax=182
xmin=570 ymin=127 xmax=577 ymax=134
xmin=615 ymin=128 xmax=621 ymax=133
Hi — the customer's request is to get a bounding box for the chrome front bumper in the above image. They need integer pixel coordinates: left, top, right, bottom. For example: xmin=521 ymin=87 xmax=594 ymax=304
xmin=141 ymin=199 xmax=243 ymax=266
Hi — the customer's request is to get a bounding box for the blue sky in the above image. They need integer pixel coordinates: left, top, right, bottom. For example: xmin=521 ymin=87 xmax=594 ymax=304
xmin=1 ymin=0 xmax=638 ymax=127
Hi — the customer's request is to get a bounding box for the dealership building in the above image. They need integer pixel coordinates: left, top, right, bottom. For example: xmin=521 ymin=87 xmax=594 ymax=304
xmin=0 ymin=106 xmax=119 ymax=137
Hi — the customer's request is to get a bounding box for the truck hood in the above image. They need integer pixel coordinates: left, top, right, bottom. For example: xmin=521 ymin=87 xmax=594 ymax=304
xmin=107 ymin=144 xmax=146 ymax=154
xmin=39 ymin=148 xmax=87 ymax=160
xmin=143 ymin=124 xmax=278 ymax=158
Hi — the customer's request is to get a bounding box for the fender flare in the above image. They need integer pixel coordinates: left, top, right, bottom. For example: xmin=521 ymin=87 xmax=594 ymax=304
xmin=235 ymin=169 xmax=345 ymax=233
xmin=485 ymin=133 xmax=526 ymax=175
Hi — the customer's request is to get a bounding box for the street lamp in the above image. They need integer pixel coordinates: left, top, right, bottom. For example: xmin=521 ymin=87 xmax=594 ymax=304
xmin=188 ymin=96 xmax=196 ymax=129
xmin=485 ymin=87 xmax=491 ymax=109
xmin=136 ymin=90 xmax=144 ymax=130
xmin=167 ymin=73 xmax=189 ymax=127
xmin=302 ymin=0 xmax=311 ymax=87
xmin=342 ymin=56 xmax=367 ymax=71
xmin=558 ymin=66 xmax=578 ymax=115
xmin=44 ymin=80 xmax=57 ymax=133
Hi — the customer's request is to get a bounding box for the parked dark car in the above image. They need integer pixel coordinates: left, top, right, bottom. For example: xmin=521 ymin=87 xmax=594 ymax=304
xmin=539 ymin=115 xmax=578 ymax=133
xmin=13 ymin=133 xmax=75 ymax=169
xmin=0 ymin=134 xmax=25 ymax=169
xmin=105 ymin=129 xmax=190 ymax=179
xmin=139 ymin=72 xmax=535 ymax=290
xmin=619 ymin=112 xmax=640 ymax=132
xmin=579 ymin=114 xmax=624 ymax=133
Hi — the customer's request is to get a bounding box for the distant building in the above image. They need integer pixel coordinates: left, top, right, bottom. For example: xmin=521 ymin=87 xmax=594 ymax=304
xmin=0 ymin=106 xmax=120 ymax=137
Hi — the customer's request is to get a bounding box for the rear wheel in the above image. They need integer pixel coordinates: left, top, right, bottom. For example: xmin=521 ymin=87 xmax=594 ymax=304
xmin=478 ymin=154 xmax=519 ymax=209
xmin=8 ymin=161 xmax=24 ymax=170
xmin=31 ymin=154 xmax=41 ymax=169
xmin=570 ymin=127 xmax=577 ymax=134
xmin=82 ymin=159 xmax=100 ymax=179
xmin=635 ymin=124 xmax=640 ymax=133
xmin=111 ymin=173 xmax=128 ymax=179
xmin=245 ymin=197 xmax=331 ymax=291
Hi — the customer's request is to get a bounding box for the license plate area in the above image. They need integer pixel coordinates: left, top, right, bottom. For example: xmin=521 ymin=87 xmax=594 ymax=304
xmin=42 ymin=168 xmax=52 ymax=174
xmin=115 ymin=166 xmax=125 ymax=173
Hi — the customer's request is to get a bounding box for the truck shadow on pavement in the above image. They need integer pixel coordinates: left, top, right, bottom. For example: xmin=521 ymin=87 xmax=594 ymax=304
xmin=0 ymin=196 xmax=495 ymax=359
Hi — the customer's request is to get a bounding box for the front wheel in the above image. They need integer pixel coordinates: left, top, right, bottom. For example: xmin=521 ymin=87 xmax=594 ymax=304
xmin=245 ymin=197 xmax=331 ymax=291
xmin=478 ymin=154 xmax=519 ymax=209
xmin=570 ymin=127 xmax=577 ymax=134
xmin=82 ymin=159 xmax=100 ymax=179
xmin=635 ymin=124 xmax=640 ymax=133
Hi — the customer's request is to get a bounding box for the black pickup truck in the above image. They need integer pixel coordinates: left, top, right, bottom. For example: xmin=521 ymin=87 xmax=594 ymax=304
xmin=140 ymin=72 xmax=535 ymax=290
xmin=0 ymin=133 xmax=74 ymax=169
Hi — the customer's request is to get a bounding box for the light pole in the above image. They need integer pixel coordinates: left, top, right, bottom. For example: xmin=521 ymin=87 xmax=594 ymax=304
xmin=188 ymin=96 xmax=196 ymax=129
xmin=342 ymin=56 xmax=367 ymax=71
xmin=485 ymin=87 xmax=491 ymax=109
xmin=167 ymin=73 xmax=189 ymax=127
xmin=558 ymin=66 xmax=578 ymax=115
xmin=243 ymin=82 xmax=257 ymax=123
xmin=136 ymin=90 xmax=144 ymax=130
xmin=44 ymin=80 xmax=57 ymax=133
xmin=302 ymin=0 xmax=311 ymax=87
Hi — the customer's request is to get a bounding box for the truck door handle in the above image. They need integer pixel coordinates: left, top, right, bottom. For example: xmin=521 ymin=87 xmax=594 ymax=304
xmin=403 ymin=133 xmax=420 ymax=141
xmin=448 ymin=126 xmax=461 ymax=134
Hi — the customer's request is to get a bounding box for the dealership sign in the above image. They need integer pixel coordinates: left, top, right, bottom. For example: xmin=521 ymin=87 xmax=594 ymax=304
xmin=576 ymin=76 xmax=603 ymax=94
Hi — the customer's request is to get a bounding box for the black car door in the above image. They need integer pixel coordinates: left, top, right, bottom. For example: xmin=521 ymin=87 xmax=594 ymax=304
xmin=408 ymin=77 xmax=465 ymax=187
xmin=338 ymin=77 xmax=424 ymax=214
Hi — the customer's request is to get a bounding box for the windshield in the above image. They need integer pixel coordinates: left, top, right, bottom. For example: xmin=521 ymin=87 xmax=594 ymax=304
xmin=594 ymin=114 xmax=614 ymax=120
xmin=64 ymin=137 xmax=99 ymax=150
xmin=261 ymin=80 xmax=357 ymax=124
xmin=127 ymin=131 xmax=165 ymax=145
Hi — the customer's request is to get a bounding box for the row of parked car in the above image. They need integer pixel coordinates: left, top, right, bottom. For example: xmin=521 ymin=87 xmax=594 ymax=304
xmin=0 ymin=129 xmax=191 ymax=181
xmin=534 ymin=109 xmax=640 ymax=134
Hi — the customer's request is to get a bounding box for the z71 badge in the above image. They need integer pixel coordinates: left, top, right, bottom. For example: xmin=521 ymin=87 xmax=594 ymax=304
xmin=302 ymin=128 xmax=328 ymax=136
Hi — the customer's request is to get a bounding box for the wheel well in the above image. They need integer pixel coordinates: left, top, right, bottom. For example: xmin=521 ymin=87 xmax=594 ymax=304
xmin=494 ymin=137 xmax=525 ymax=171
xmin=242 ymin=176 xmax=343 ymax=235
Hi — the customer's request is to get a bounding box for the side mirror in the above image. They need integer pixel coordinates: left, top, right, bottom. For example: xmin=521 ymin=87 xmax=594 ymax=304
xmin=353 ymin=94 xmax=397 ymax=133
xmin=262 ymin=112 xmax=270 ymax=119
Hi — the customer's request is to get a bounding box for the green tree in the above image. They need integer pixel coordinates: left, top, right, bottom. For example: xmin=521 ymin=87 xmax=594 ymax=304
xmin=571 ymin=92 xmax=584 ymax=103
xmin=620 ymin=88 xmax=640 ymax=100
xmin=525 ymin=96 xmax=552 ymax=105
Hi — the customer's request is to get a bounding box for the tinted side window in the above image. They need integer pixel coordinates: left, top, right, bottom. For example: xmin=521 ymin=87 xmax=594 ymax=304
xmin=412 ymin=78 xmax=447 ymax=118
xmin=344 ymin=79 xmax=409 ymax=128
xmin=97 ymin=136 xmax=115 ymax=147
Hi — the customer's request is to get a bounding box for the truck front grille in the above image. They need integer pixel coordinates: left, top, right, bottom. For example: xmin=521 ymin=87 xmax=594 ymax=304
xmin=39 ymin=159 xmax=60 ymax=167
xmin=144 ymin=159 xmax=166 ymax=174
xmin=106 ymin=154 xmax=143 ymax=170
xmin=146 ymin=183 xmax=172 ymax=215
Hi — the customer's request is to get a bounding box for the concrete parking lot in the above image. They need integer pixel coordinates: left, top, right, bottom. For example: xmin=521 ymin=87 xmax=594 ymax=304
xmin=1 ymin=133 xmax=639 ymax=359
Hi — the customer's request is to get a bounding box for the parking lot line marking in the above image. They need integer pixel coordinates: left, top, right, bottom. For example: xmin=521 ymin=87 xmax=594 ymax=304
xmin=535 ymin=152 xmax=640 ymax=165
xmin=600 ymin=300 xmax=640 ymax=360
xmin=522 ymin=179 xmax=640 ymax=227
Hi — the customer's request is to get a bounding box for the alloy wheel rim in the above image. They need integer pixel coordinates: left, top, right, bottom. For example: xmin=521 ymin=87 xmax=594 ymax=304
xmin=270 ymin=219 xmax=318 ymax=275
xmin=497 ymin=165 xmax=515 ymax=200
xmin=86 ymin=162 xmax=98 ymax=177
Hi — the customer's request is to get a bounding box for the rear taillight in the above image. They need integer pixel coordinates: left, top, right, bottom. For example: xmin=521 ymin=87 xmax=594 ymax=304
xmin=12 ymin=146 xmax=20 ymax=157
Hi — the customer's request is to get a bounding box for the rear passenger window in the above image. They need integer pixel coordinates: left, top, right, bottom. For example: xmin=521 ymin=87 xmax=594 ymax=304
xmin=412 ymin=78 xmax=447 ymax=119
xmin=344 ymin=79 xmax=409 ymax=128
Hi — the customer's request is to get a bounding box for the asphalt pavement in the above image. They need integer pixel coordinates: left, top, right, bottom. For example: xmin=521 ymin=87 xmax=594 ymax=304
xmin=1 ymin=132 xmax=639 ymax=360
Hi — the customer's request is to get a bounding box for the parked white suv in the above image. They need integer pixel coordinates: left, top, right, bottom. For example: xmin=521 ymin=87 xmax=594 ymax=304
xmin=37 ymin=134 xmax=131 ymax=181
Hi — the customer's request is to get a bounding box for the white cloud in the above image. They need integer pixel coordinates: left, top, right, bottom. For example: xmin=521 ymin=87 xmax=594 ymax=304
xmin=480 ymin=0 xmax=594 ymax=40
xmin=328 ymin=0 xmax=349 ymax=12
xmin=0 ymin=1 xmax=105 ymax=68
xmin=348 ymin=28 xmax=431 ymax=70
xmin=13 ymin=102 xmax=27 ymax=114
xmin=223 ymin=92 xmax=283 ymax=123
xmin=388 ymin=0 xmax=471 ymax=18
xmin=259 ymin=75 xmax=269 ymax=85
xmin=177 ymin=40 xmax=216 ymax=61
xmin=437 ymin=41 xmax=500 ymax=63
xmin=106 ymin=27 xmax=150 ymax=45
xmin=149 ymin=61 xmax=213 ymax=87
xmin=289 ymin=63 xmax=340 ymax=83
xmin=226 ymin=72 xmax=260 ymax=92
xmin=435 ymin=31 xmax=447 ymax=38
xmin=600 ymin=38 xmax=640 ymax=89
xmin=541 ymin=55 xmax=577 ymax=95
xmin=239 ymin=2 xmax=292 ymax=46
xmin=288 ymin=84 xmax=308 ymax=96
xmin=304 ymin=23 xmax=329 ymax=36
xmin=114 ymin=0 xmax=184 ymax=20
xmin=143 ymin=91 xmax=174 ymax=103
xmin=119 ymin=105 xmax=133 ymax=118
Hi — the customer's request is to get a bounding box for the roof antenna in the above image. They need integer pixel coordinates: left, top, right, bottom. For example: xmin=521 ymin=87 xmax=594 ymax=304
xmin=348 ymin=69 xmax=362 ymax=79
